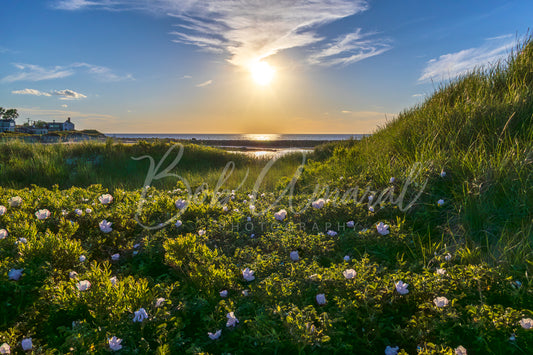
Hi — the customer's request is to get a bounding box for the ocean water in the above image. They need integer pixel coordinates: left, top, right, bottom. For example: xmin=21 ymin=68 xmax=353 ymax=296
xmin=105 ymin=133 xmax=365 ymax=141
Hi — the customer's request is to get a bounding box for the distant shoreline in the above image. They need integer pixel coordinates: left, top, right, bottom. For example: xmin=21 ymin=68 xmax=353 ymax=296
xmin=105 ymin=133 xmax=366 ymax=149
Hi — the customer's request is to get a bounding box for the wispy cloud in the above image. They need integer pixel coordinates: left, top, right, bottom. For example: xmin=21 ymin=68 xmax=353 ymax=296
xmin=12 ymin=88 xmax=52 ymax=96
xmin=53 ymin=1 xmax=389 ymax=69
xmin=2 ymin=62 xmax=133 ymax=83
xmin=53 ymin=0 xmax=120 ymax=11
xmin=52 ymin=89 xmax=87 ymax=100
xmin=12 ymin=88 xmax=87 ymax=100
xmin=73 ymin=62 xmax=134 ymax=81
xmin=308 ymin=28 xmax=391 ymax=66
xmin=196 ymin=79 xmax=212 ymax=87
xmin=419 ymin=35 xmax=516 ymax=82
xmin=2 ymin=64 xmax=74 ymax=83
xmin=0 ymin=45 xmax=14 ymax=54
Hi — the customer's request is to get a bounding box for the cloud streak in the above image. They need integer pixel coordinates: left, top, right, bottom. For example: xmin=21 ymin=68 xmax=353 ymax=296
xmin=53 ymin=0 xmax=389 ymax=69
xmin=52 ymin=89 xmax=87 ymax=100
xmin=2 ymin=62 xmax=133 ymax=83
xmin=419 ymin=35 xmax=516 ymax=82
xmin=308 ymin=28 xmax=391 ymax=66
xmin=2 ymin=64 xmax=74 ymax=83
xmin=196 ymin=79 xmax=212 ymax=87
xmin=12 ymin=88 xmax=87 ymax=100
xmin=12 ymin=88 xmax=52 ymax=96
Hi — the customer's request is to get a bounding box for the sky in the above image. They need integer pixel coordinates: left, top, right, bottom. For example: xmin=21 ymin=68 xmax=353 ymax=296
xmin=1 ymin=0 xmax=532 ymax=134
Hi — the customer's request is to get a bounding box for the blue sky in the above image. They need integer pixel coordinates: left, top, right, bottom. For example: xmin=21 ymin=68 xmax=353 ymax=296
xmin=1 ymin=0 xmax=531 ymax=133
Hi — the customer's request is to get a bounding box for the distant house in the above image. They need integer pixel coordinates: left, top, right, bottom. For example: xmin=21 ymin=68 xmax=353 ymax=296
xmin=46 ymin=118 xmax=75 ymax=132
xmin=14 ymin=117 xmax=75 ymax=134
xmin=0 ymin=119 xmax=16 ymax=132
xmin=63 ymin=117 xmax=75 ymax=131
xmin=47 ymin=120 xmax=63 ymax=132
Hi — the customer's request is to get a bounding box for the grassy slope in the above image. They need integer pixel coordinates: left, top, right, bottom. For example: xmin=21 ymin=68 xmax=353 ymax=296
xmin=306 ymin=36 xmax=533 ymax=271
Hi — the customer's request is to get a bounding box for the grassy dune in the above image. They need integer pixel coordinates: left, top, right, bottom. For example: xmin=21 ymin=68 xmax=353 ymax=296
xmin=0 ymin=38 xmax=532 ymax=354
xmin=303 ymin=36 xmax=533 ymax=272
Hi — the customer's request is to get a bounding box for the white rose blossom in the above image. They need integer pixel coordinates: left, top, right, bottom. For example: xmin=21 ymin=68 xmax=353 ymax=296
xmin=77 ymin=280 xmax=91 ymax=291
xmin=0 ymin=343 xmax=10 ymax=354
xmin=21 ymin=338 xmax=32 ymax=351
xmin=35 ymin=209 xmax=51 ymax=220
xmin=226 ymin=312 xmax=239 ymax=327
xmin=290 ymin=251 xmax=299 ymax=261
xmin=316 ymin=293 xmax=327 ymax=305
xmin=311 ymin=198 xmax=325 ymax=209
xmin=8 ymin=196 xmax=22 ymax=207
xmin=108 ymin=336 xmax=122 ymax=351
xmin=343 ymin=269 xmax=356 ymax=279
xmin=519 ymin=318 xmax=533 ymax=329
xmin=8 ymin=268 xmax=23 ymax=281
xmin=327 ymin=230 xmax=338 ymax=237
xmin=433 ymin=296 xmax=449 ymax=308
xmin=155 ymin=298 xmax=166 ymax=307
xmin=274 ymin=209 xmax=287 ymax=221
xmin=242 ymin=268 xmax=255 ymax=282
xmin=376 ymin=222 xmax=390 ymax=235
xmin=395 ymin=281 xmax=409 ymax=295
xmin=98 ymin=194 xmax=113 ymax=205
xmin=99 ymin=220 xmax=113 ymax=233
xmin=175 ymin=199 xmax=187 ymax=209
xmin=133 ymin=308 xmax=148 ymax=322
xmin=208 ymin=329 xmax=222 ymax=340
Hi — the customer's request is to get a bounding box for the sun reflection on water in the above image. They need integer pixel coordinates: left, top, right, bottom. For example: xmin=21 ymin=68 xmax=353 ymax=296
xmin=242 ymin=134 xmax=281 ymax=141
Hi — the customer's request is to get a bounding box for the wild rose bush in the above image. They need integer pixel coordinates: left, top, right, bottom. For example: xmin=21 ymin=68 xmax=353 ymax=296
xmin=0 ymin=184 xmax=531 ymax=354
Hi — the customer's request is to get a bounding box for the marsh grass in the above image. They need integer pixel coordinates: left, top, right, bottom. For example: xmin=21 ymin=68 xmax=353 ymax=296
xmin=0 ymin=140 xmax=305 ymax=191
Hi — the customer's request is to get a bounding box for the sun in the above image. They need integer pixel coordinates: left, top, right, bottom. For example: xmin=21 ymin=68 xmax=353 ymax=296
xmin=250 ymin=61 xmax=275 ymax=86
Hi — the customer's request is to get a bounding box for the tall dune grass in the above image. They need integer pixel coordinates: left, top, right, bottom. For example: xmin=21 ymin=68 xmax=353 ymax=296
xmin=305 ymin=35 xmax=533 ymax=271
xmin=0 ymin=140 xmax=305 ymax=191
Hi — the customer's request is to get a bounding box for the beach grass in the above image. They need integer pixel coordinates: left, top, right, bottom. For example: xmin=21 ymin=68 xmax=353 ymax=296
xmin=0 ymin=140 xmax=306 ymax=191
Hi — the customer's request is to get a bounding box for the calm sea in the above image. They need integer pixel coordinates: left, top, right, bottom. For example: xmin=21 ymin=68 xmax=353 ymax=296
xmin=105 ymin=133 xmax=365 ymax=141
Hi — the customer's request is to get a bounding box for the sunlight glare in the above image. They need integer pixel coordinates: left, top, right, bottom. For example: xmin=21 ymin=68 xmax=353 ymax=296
xmin=250 ymin=61 xmax=275 ymax=86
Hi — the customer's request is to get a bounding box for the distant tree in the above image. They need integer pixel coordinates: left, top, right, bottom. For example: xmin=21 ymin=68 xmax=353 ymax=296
xmin=3 ymin=109 xmax=19 ymax=121
xmin=34 ymin=120 xmax=47 ymax=128
xmin=0 ymin=107 xmax=19 ymax=121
